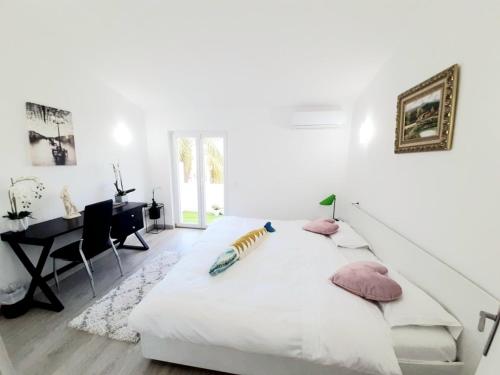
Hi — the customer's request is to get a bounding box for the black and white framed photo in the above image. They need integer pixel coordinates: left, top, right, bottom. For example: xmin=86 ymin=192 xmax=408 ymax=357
xmin=26 ymin=102 xmax=77 ymax=166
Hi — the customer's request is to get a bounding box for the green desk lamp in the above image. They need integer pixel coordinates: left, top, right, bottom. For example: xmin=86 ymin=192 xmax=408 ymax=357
xmin=320 ymin=194 xmax=336 ymax=220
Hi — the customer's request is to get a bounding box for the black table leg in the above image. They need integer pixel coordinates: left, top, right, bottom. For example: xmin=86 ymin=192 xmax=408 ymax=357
xmin=134 ymin=232 xmax=149 ymax=250
xmin=6 ymin=239 xmax=64 ymax=316
xmin=115 ymin=232 xmax=149 ymax=251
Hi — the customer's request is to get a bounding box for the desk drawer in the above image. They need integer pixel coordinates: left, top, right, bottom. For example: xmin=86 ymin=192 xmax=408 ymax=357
xmin=111 ymin=207 xmax=144 ymax=238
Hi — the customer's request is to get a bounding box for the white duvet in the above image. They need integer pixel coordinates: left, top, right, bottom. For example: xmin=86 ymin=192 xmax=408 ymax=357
xmin=129 ymin=217 xmax=402 ymax=375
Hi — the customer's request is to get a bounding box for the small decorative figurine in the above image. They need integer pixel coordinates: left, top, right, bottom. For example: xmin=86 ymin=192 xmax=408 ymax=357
xmin=60 ymin=186 xmax=81 ymax=219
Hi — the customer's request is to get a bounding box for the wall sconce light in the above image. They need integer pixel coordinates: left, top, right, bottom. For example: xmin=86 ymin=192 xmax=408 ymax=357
xmin=359 ymin=116 xmax=375 ymax=146
xmin=113 ymin=123 xmax=132 ymax=146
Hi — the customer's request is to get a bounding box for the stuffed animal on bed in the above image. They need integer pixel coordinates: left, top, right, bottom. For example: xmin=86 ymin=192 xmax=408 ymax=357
xmin=209 ymin=222 xmax=275 ymax=276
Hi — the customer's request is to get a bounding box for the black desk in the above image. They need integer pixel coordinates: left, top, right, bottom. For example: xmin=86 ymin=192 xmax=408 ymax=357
xmin=0 ymin=202 xmax=148 ymax=318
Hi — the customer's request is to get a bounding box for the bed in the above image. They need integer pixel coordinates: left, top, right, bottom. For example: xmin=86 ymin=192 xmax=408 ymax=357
xmin=129 ymin=217 xmax=463 ymax=375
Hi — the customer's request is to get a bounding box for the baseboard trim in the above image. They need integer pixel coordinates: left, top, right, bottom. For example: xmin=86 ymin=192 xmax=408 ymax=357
xmin=146 ymin=224 xmax=174 ymax=232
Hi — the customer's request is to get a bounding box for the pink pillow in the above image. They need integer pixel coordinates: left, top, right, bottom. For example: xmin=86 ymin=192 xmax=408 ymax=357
xmin=331 ymin=261 xmax=402 ymax=302
xmin=303 ymin=218 xmax=339 ymax=235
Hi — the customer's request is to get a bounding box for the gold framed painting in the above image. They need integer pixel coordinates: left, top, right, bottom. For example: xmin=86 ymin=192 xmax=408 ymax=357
xmin=395 ymin=64 xmax=459 ymax=153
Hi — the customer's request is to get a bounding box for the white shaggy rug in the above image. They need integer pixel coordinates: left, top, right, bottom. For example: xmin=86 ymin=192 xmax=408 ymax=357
xmin=68 ymin=251 xmax=180 ymax=343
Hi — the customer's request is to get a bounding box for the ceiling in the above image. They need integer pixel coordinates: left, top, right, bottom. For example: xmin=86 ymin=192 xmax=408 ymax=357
xmin=0 ymin=0 xmax=426 ymax=111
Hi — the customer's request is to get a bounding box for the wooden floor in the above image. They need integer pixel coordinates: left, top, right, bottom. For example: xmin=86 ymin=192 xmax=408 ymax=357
xmin=0 ymin=229 xmax=226 ymax=375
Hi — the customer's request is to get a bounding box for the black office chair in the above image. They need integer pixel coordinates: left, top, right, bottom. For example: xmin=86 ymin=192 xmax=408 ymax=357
xmin=50 ymin=199 xmax=123 ymax=297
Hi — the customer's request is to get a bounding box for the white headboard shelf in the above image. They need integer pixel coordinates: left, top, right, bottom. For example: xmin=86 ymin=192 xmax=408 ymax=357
xmin=347 ymin=203 xmax=499 ymax=375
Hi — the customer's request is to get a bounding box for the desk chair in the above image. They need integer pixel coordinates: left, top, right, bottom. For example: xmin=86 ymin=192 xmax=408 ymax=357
xmin=50 ymin=199 xmax=123 ymax=297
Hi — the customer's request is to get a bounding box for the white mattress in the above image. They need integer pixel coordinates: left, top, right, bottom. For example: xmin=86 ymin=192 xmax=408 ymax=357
xmin=391 ymin=326 xmax=456 ymax=362
xmin=339 ymin=248 xmax=457 ymax=363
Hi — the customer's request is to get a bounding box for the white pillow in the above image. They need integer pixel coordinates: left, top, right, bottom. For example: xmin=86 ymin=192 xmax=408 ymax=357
xmin=380 ymin=269 xmax=463 ymax=340
xmin=330 ymin=221 xmax=370 ymax=249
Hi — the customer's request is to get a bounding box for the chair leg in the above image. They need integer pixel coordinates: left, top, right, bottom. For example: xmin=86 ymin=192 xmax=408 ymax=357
xmin=110 ymin=239 xmax=124 ymax=277
xmin=53 ymin=257 xmax=60 ymax=292
xmin=88 ymin=258 xmax=94 ymax=273
xmin=79 ymin=248 xmax=96 ymax=298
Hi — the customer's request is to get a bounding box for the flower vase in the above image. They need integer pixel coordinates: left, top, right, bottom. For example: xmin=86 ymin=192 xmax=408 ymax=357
xmin=115 ymin=194 xmax=128 ymax=205
xmin=8 ymin=217 xmax=29 ymax=232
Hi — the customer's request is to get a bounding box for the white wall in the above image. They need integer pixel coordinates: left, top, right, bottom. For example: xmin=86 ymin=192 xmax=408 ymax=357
xmin=0 ymin=58 xmax=149 ymax=293
xmin=344 ymin=0 xmax=500 ymax=299
xmin=147 ymin=105 xmax=350 ymax=225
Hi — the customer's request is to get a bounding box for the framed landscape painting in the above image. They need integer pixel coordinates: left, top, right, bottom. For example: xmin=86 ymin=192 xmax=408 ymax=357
xmin=395 ymin=65 xmax=459 ymax=153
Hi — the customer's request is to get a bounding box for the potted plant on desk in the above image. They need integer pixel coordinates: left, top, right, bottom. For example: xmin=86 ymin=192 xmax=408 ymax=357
xmin=112 ymin=162 xmax=135 ymax=206
xmin=3 ymin=177 xmax=45 ymax=232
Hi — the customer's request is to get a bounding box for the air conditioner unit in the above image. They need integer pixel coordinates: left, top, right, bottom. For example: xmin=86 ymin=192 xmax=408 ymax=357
xmin=291 ymin=110 xmax=346 ymax=129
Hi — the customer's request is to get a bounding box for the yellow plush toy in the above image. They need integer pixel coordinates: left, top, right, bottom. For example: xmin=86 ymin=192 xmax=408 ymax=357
xmin=209 ymin=222 xmax=275 ymax=276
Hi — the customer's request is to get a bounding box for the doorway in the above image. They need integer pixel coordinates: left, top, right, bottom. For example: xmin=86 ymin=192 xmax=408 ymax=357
xmin=172 ymin=132 xmax=226 ymax=228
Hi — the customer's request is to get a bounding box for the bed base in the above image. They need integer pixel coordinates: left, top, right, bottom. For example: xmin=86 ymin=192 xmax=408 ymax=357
xmin=141 ymin=334 xmax=463 ymax=375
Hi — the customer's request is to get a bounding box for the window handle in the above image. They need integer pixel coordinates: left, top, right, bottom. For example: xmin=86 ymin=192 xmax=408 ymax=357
xmin=478 ymin=308 xmax=500 ymax=356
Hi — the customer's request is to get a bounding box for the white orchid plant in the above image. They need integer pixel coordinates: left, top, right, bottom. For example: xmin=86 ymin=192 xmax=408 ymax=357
xmin=3 ymin=177 xmax=45 ymax=220
xmin=112 ymin=163 xmax=135 ymax=197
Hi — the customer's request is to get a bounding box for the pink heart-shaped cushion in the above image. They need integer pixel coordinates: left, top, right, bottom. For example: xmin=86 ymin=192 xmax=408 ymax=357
xmin=331 ymin=261 xmax=402 ymax=302
xmin=303 ymin=218 xmax=340 ymax=235
xmin=351 ymin=261 xmax=388 ymax=274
